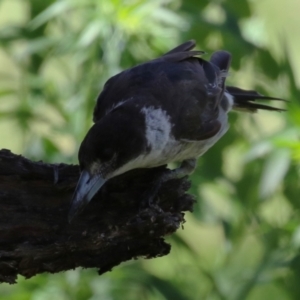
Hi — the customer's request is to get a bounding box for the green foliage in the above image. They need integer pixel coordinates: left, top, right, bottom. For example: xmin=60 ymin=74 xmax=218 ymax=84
xmin=0 ymin=0 xmax=299 ymax=299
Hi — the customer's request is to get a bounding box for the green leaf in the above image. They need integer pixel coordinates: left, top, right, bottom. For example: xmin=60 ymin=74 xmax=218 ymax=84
xmin=29 ymin=1 xmax=72 ymax=29
xmin=259 ymin=148 xmax=291 ymax=198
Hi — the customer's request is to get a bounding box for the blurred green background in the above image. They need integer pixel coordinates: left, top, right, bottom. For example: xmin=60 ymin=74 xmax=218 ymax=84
xmin=0 ymin=0 xmax=299 ymax=299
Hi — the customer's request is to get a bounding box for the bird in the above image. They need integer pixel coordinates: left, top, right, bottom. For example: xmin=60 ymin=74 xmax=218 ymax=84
xmin=68 ymin=40 xmax=284 ymax=222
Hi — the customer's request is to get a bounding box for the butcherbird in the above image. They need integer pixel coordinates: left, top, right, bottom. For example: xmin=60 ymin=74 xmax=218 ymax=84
xmin=68 ymin=40 xmax=284 ymax=222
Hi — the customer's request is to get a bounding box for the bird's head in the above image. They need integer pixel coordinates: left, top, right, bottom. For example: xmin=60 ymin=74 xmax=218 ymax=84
xmin=69 ymin=106 xmax=147 ymax=222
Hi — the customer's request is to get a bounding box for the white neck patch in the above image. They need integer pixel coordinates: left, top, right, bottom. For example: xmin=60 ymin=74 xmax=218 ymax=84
xmin=111 ymin=106 xmax=173 ymax=177
xmin=141 ymin=106 xmax=172 ymax=152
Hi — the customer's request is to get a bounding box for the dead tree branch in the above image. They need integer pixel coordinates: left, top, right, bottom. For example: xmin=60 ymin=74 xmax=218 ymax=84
xmin=0 ymin=149 xmax=194 ymax=284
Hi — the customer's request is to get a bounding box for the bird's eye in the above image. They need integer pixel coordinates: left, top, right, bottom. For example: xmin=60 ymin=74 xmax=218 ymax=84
xmin=100 ymin=148 xmax=114 ymax=161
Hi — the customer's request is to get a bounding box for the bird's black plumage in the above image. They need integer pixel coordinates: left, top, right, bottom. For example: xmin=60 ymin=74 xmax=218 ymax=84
xmin=69 ymin=40 xmax=284 ymax=221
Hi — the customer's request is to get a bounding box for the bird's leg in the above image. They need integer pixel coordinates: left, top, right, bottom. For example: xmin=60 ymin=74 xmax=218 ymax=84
xmin=141 ymin=158 xmax=196 ymax=211
xmin=167 ymin=158 xmax=197 ymax=178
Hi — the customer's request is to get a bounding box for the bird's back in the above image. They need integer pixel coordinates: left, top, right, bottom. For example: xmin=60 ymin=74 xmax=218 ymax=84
xmin=93 ymin=41 xmax=229 ymax=145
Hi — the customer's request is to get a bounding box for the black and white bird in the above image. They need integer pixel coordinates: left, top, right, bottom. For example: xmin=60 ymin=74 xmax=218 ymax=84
xmin=68 ymin=40 xmax=284 ymax=222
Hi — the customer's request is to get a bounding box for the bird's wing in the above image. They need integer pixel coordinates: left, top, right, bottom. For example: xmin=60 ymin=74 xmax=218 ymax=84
xmin=167 ymin=50 xmax=232 ymax=142
xmin=92 ymin=41 xmax=204 ymax=123
xmin=93 ymin=42 xmax=232 ymax=142
xmin=163 ymin=40 xmax=197 ymax=55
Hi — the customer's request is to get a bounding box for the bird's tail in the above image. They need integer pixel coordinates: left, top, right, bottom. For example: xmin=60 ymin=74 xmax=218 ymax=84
xmin=226 ymin=86 xmax=286 ymax=112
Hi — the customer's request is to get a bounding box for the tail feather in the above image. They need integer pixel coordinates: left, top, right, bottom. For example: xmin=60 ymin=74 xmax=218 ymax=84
xmin=226 ymin=86 xmax=286 ymax=112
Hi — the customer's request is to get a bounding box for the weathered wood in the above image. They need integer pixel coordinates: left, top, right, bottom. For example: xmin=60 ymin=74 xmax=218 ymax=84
xmin=0 ymin=149 xmax=194 ymax=284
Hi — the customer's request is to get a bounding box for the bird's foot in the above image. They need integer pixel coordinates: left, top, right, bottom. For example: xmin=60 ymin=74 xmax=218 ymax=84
xmin=53 ymin=165 xmax=59 ymax=184
xmin=139 ymin=158 xmax=197 ymax=212
xmin=169 ymin=158 xmax=197 ymax=178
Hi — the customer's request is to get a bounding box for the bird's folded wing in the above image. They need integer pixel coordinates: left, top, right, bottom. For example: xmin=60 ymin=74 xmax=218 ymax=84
xmin=93 ymin=41 xmax=204 ymax=123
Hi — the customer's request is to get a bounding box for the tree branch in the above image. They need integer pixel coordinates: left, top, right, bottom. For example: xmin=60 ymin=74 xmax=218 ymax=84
xmin=0 ymin=149 xmax=195 ymax=284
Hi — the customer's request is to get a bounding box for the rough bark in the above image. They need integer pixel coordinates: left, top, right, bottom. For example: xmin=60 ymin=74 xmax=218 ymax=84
xmin=0 ymin=149 xmax=195 ymax=284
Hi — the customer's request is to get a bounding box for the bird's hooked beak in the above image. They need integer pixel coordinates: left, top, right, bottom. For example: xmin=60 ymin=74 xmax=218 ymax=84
xmin=68 ymin=170 xmax=107 ymax=223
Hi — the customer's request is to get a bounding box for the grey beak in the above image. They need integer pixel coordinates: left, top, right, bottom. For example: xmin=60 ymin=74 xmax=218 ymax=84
xmin=68 ymin=170 xmax=107 ymax=223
